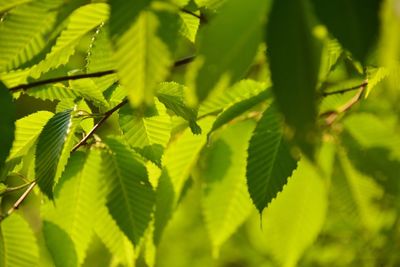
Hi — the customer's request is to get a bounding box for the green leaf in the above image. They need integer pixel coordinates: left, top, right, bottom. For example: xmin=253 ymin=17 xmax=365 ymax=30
xmin=69 ymin=78 xmax=109 ymax=108
xmin=192 ymin=0 xmax=268 ymax=102
xmin=0 ymin=82 xmax=16 ymax=170
xmin=179 ymin=12 xmax=200 ymax=42
xmin=35 ymin=109 xmax=75 ymax=199
xmin=119 ymin=100 xmax=171 ymax=149
xmin=0 ymin=214 xmax=39 ymax=267
xmin=0 ymin=0 xmax=31 ymax=13
xmin=86 ymin=24 xmax=118 ymax=92
xmin=311 ymin=0 xmax=380 ymax=63
xmin=209 ymin=89 xmax=270 ymax=135
xmin=156 ymin=82 xmax=200 ymax=134
xmin=95 ymin=206 xmax=135 ymax=267
xmin=43 ymin=149 xmax=103 ymax=264
xmin=29 ymin=3 xmax=109 ymax=78
xmin=102 ymin=137 xmax=155 ymax=246
xmin=248 ymin=159 xmax=327 ymax=267
xmin=246 ymin=105 xmax=298 ymax=213
xmin=0 ymin=1 xmax=59 ymax=71
xmin=111 ymin=7 xmax=172 ymax=106
xmin=43 ymin=221 xmax=78 ymax=267
xmin=153 ymin=118 xmax=214 ymax=243
xmin=25 ymin=83 xmax=79 ymax=101
xmin=8 ymin=111 xmax=53 ymax=160
xmin=267 ymin=0 xmax=321 ymax=157
xmin=201 ymin=121 xmax=254 ymax=256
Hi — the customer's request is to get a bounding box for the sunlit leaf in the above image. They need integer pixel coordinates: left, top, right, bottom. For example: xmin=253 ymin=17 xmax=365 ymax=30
xmin=102 ymin=137 xmax=155 ymax=245
xmin=201 ymin=121 xmax=254 ymax=256
xmin=0 ymin=214 xmax=39 ymax=267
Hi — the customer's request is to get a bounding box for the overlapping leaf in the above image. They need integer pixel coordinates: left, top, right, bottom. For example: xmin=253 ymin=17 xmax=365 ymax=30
xmin=29 ymin=3 xmax=109 ymax=78
xmin=201 ymin=121 xmax=254 ymax=255
xmin=102 ymin=137 xmax=155 ymax=246
xmin=8 ymin=111 xmax=53 ymax=160
xmin=0 ymin=214 xmax=39 ymax=267
xmin=311 ymin=0 xmax=381 ymax=63
xmin=0 ymin=1 xmax=59 ymax=71
xmin=156 ymin=82 xmax=200 ymax=133
xmin=35 ymin=109 xmax=76 ymax=199
xmin=191 ymin=0 xmax=268 ymax=102
xmin=110 ymin=7 xmax=171 ymax=106
xmin=246 ymin=105 xmax=298 ymax=213
xmin=267 ymin=0 xmax=321 ymax=157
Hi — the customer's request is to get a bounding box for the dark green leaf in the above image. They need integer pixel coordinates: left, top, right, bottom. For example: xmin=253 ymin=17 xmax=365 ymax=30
xmin=311 ymin=0 xmax=381 ymax=63
xmin=246 ymin=105 xmax=298 ymax=213
xmin=0 ymin=82 xmax=16 ymax=170
xmin=266 ymin=0 xmax=321 ymax=157
xmin=35 ymin=109 xmax=75 ymax=199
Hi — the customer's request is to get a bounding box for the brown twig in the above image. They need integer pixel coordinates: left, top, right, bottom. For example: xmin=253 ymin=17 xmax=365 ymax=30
xmin=180 ymin=8 xmax=208 ymax=24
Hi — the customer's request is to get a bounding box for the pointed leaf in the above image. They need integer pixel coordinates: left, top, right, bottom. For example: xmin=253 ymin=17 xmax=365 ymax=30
xmin=102 ymin=137 xmax=155 ymax=245
xmin=156 ymin=82 xmax=200 ymax=134
xmin=267 ymin=0 xmax=321 ymax=157
xmin=8 ymin=111 xmax=53 ymax=160
xmin=35 ymin=109 xmax=75 ymax=199
xmin=246 ymin=105 xmax=298 ymax=213
xmin=0 ymin=214 xmax=39 ymax=267
xmin=111 ymin=8 xmax=171 ymax=106
xmin=0 ymin=83 xmax=16 ymax=170
xmin=29 ymin=3 xmax=109 ymax=78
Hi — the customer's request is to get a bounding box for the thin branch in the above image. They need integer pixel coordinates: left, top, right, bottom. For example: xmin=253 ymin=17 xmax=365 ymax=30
xmin=71 ymin=99 xmax=128 ymax=152
xmin=0 ymin=182 xmax=36 ymax=222
xmin=0 ymin=181 xmax=34 ymax=196
xmin=322 ymin=80 xmax=367 ymax=125
xmin=8 ymin=56 xmax=196 ymax=93
xmin=180 ymin=8 xmax=208 ymax=23
xmin=321 ymin=81 xmax=368 ymax=97
xmin=173 ymin=55 xmax=196 ymax=68
xmin=9 ymin=70 xmax=116 ymax=92
xmin=0 ymin=99 xmax=128 ymax=221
